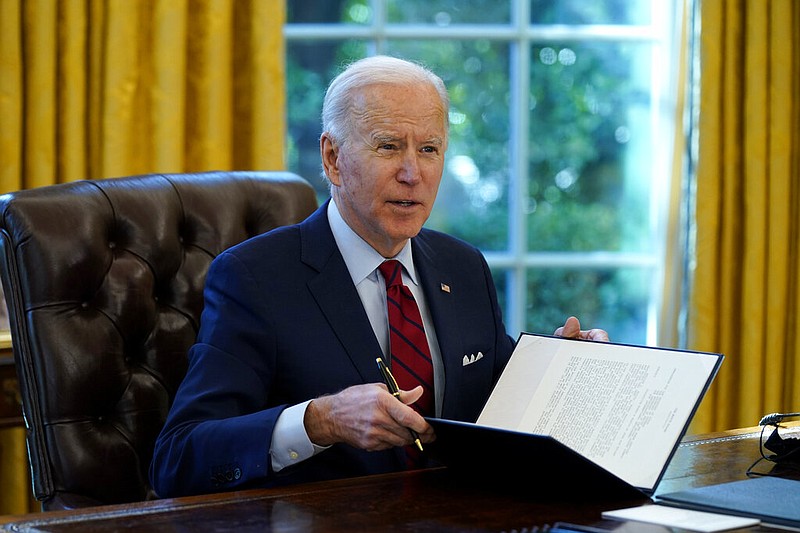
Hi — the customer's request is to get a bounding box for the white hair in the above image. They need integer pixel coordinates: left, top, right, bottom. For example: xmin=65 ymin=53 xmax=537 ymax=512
xmin=321 ymin=55 xmax=450 ymax=150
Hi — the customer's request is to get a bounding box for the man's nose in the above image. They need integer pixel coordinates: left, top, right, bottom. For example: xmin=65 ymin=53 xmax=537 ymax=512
xmin=397 ymin=151 xmax=421 ymax=183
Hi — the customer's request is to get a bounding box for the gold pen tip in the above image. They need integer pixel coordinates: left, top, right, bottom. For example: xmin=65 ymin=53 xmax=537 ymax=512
xmin=415 ymin=439 xmax=424 ymax=451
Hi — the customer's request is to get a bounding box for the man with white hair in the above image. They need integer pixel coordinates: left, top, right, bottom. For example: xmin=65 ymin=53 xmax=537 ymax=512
xmin=150 ymin=55 xmax=606 ymax=497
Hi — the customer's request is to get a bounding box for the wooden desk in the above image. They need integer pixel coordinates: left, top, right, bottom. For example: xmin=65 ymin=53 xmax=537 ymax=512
xmin=1 ymin=424 xmax=797 ymax=532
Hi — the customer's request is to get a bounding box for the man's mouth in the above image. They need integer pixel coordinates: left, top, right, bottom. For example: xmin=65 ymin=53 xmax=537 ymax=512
xmin=391 ymin=200 xmax=416 ymax=207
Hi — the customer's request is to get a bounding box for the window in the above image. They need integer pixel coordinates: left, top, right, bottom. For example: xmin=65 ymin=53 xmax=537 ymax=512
xmin=285 ymin=0 xmax=684 ymax=345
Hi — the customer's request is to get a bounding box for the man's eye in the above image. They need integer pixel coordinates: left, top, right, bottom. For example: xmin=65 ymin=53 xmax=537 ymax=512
xmin=421 ymin=146 xmax=438 ymax=154
xmin=379 ymin=143 xmax=396 ymax=150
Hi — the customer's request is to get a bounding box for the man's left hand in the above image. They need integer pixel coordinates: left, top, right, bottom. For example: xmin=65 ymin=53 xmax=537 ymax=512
xmin=554 ymin=315 xmax=609 ymax=342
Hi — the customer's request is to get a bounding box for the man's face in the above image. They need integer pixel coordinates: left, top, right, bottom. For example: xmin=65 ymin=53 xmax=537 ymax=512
xmin=321 ymin=82 xmax=447 ymax=258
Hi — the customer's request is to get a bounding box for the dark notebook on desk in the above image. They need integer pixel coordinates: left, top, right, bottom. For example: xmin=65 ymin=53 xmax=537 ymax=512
xmin=426 ymin=333 xmax=723 ymax=501
xmin=656 ymin=476 xmax=800 ymax=528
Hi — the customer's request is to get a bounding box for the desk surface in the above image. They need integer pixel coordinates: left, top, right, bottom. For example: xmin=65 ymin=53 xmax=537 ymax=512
xmin=1 ymin=424 xmax=798 ymax=533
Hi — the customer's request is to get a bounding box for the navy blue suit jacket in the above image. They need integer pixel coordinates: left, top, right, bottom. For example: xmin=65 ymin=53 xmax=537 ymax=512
xmin=150 ymin=201 xmax=515 ymax=497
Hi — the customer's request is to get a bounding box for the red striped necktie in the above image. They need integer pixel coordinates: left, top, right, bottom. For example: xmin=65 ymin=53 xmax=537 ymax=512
xmin=377 ymin=260 xmax=435 ymax=418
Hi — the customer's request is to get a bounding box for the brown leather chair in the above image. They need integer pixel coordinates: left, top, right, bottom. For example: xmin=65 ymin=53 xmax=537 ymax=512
xmin=0 ymin=171 xmax=318 ymax=510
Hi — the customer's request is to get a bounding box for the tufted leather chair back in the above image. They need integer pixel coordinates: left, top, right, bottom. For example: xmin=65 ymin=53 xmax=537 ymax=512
xmin=0 ymin=171 xmax=318 ymax=510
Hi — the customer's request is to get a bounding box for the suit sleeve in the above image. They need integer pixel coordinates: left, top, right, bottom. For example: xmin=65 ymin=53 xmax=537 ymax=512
xmin=150 ymin=251 xmax=286 ymax=497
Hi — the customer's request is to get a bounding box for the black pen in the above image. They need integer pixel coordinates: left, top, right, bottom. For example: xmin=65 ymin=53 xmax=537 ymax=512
xmin=375 ymin=357 xmax=424 ymax=451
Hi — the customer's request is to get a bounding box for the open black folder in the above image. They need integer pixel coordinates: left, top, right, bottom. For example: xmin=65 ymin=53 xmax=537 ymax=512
xmin=426 ymin=333 xmax=723 ymax=501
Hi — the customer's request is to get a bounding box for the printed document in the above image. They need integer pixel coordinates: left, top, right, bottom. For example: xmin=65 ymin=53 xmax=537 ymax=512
xmin=477 ymin=334 xmax=721 ymax=490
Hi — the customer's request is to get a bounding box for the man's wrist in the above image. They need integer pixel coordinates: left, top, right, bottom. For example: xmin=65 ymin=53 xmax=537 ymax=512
xmin=305 ymin=396 xmax=335 ymax=447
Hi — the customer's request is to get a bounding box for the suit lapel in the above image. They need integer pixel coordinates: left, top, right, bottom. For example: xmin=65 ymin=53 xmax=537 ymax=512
xmin=300 ymin=203 xmax=382 ymax=384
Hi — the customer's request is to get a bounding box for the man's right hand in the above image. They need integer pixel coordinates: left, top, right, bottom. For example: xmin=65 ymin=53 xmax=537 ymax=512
xmin=304 ymin=383 xmax=434 ymax=451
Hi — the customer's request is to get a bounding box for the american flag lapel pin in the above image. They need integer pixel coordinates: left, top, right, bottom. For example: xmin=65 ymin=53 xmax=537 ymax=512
xmin=440 ymin=282 xmax=450 ymax=293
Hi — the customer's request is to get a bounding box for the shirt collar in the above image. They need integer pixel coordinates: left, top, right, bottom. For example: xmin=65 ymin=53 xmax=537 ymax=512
xmin=328 ymin=199 xmax=419 ymax=286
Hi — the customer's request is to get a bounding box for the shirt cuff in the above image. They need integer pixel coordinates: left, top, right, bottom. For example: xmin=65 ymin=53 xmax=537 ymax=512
xmin=270 ymin=400 xmax=329 ymax=472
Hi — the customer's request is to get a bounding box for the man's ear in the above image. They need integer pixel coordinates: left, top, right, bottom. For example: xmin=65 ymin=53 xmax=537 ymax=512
xmin=320 ymin=133 xmax=341 ymax=186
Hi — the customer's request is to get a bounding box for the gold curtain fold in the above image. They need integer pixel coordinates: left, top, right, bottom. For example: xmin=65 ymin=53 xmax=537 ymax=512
xmin=1 ymin=0 xmax=285 ymax=192
xmin=689 ymin=0 xmax=800 ymax=433
xmin=0 ymin=0 xmax=286 ymax=515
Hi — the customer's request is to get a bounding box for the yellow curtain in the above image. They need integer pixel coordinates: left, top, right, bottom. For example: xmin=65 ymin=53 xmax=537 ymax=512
xmin=0 ymin=0 xmax=286 ymax=515
xmin=689 ymin=0 xmax=800 ymax=433
xmin=0 ymin=0 xmax=285 ymax=192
